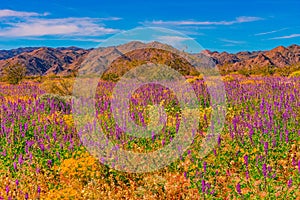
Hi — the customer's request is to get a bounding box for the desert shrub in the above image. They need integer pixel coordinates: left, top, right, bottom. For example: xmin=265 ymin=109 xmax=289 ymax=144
xmin=288 ymin=70 xmax=300 ymax=78
xmin=2 ymin=63 xmax=26 ymax=84
xmin=39 ymin=93 xmax=73 ymax=113
xmin=102 ymin=73 xmax=119 ymax=82
xmin=238 ymin=69 xmax=251 ymax=77
xmin=186 ymin=74 xmax=204 ymax=83
xmin=41 ymin=78 xmax=74 ymax=96
xmin=222 ymin=74 xmax=235 ymax=82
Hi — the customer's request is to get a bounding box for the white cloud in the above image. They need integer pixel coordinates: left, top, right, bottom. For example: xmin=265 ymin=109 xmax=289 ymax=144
xmin=220 ymin=39 xmax=246 ymax=44
xmin=255 ymin=28 xmax=288 ymax=36
xmin=270 ymin=34 xmax=300 ymax=40
xmin=0 ymin=10 xmax=121 ymax=37
xmin=157 ymin=35 xmax=193 ymax=43
xmin=143 ymin=16 xmax=263 ymax=26
xmin=0 ymin=9 xmax=48 ymax=18
xmin=155 ymin=36 xmax=194 ymax=51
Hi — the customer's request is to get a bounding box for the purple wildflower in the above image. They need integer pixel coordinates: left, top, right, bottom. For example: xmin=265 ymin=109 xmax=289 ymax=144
xmin=262 ymin=164 xmax=267 ymax=177
xmin=37 ymin=186 xmax=41 ymax=194
xmin=264 ymin=142 xmax=268 ymax=155
xmin=244 ymin=155 xmax=249 ymax=168
xmin=201 ymin=180 xmax=206 ymax=193
xmin=236 ymin=183 xmax=241 ymax=194
xmin=13 ymin=162 xmax=17 ymax=171
xmin=287 ymin=178 xmax=292 ymax=188
xmin=203 ymin=162 xmax=207 ymax=173
xmin=5 ymin=185 xmax=9 ymax=194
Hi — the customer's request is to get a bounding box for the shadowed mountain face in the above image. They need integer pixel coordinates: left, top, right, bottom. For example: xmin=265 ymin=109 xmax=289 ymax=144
xmin=0 ymin=47 xmax=90 ymax=76
xmin=0 ymin=43 xmax=299 ymax=76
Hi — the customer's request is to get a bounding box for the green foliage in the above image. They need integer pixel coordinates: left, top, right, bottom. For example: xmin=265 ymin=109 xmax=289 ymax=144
xmin=238 ymin=68 xmax=251 ymax=77
xmin=39 ymin=93 xmax=73 ymax=112
xmin=289 ymin=70 xmax=300 ymax=77
xmin=102 ymin=73 xmax=120 ymax=82
xmin=41 ymin=78 xmax=74 ymax=96
xmin=2 ymin=63 xmax=27 ymax=84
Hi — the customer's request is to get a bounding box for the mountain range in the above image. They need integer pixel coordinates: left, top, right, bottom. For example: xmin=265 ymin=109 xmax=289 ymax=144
xmin=0 ymin=42 xmax=299 ymax=76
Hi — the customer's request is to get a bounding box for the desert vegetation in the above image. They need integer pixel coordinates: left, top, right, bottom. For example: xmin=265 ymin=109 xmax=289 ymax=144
xmin=0 ymin=73 xmax=299 ymax=199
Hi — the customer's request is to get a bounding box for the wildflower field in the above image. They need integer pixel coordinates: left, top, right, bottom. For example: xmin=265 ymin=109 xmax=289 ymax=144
xmin=0 ymin=75 xmax=299 ymax=199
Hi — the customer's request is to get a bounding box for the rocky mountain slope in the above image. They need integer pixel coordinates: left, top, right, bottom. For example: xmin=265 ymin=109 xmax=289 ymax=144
xmin=201 ymin=45 xmax=300 ymax=73
xmin=0 ymin=43 xmax=299 ymax=76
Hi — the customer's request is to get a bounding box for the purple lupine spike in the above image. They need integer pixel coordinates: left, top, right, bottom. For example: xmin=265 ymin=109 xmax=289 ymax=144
xmin=244 ymin=155 xmax=249 ymax=168
xmin=47 ymin=159 xmax=52 ymax=168
xmin=201 ymin=180 xmax=206 ymax=193
xmin=1 ymin=150 xmax=6 ymax=157
xmin=37 ymin=186 xmax=41 ymax=194
xmin=203 ymin=162 xmax=207 ymax=173
xmin=287 ymin=178 xmax=292 ymax=188
xmin=268 ymin=166 xmax=272 ymax=174
xmin=272 ymin=139 xmax=276 ymax=147
xmin=262 ymin=164 xmax=267 ymax=177
xmin=13 ymin=162 xmax=17 ymax=171
xmin=217 ymin=134 xmax=221 ymax=146
xmin=15 ymin=179 xmax=19 ymax=186
xmin=285 ymin=130 xmax=289 ymax=143
xmin=18 ymin=154 xmax=23 ymax=165
xmin=245 ymin=170 xmax=249 ymax=179
xmin=151 ymin=131 xmax=155 ymax=143
xmin=25 ymin=193 xmax=28 ymax=200
xmin=292 ymin=157 xmax=296 ymax=166
xmin=298 ymin=160 xmax=300 ymax=174
xmin=29 ymin=152 xmax=33 ymax=163
xmin=236 ymin=182 xmax=241 ymax=195
xmin=187 ymin=149 xmax=191 ymax=155
xmin=5 ymin=185 xmax=9 ymax=194
xmin=39 ymin=143 xmax=45 ymax=153
xmin=264 ymin=142 xmax=268 ymax=155
xmin=161 ymin=139 xmax=165 ymax=146
xmin=213 ymin=149 xmax=217 ymax=156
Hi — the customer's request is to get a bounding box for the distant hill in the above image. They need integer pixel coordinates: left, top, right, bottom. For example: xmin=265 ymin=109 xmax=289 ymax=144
xmin=0 ymin=43 xmax=299 ymax=76
xmin=201 ymin=44 xmax=300 ymax=74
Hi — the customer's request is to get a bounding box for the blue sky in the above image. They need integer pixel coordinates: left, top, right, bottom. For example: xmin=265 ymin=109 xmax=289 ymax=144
xmin=0 ymin=0 xmax=299 ymax=52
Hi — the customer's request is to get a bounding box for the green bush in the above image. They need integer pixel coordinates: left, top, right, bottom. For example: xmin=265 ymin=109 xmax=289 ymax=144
xmin=39 ymin=93 xmax=73 ymax=113
xmin=288 ymin=70 xmax=300 ymax=78
xmin=2 ymin=63 xmax=26 ymax=84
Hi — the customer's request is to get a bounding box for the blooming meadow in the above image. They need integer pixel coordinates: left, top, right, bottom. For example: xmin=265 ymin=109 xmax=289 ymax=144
xmin=0 ymin=75 xmax=299 ymax=199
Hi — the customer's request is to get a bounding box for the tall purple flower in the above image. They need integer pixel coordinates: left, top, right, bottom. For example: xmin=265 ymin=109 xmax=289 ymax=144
xmin=287 ymin=178 xmax=292 ymax=188
xmin=5 ymin=185 xmax=9 ymax=195
xmin=37 ymin=186 xmax=41 ymax=194
xmin=262 ymin=164 xmax=267 ymax=177
xmin=236 ymin=183 xmax=241 ymax=195
xmin=18 ymin=154 xmax=24 ymax=165
xmin=245 ymin=170 xmax=249 ymax=180
xmin=264 ymin=142 xmax=268 ymax=155
xmin=244 ymin=155 xmax=249 ymax=168
xmin=47 ymin=159 xmax=52 ymax=168
xmin=13 ymin=162 xmax=17 ymax=171
xmin=203 ymin=162 xmax=207 ymax=173
xmin=201 ymin=180 xmax=206 ymax=193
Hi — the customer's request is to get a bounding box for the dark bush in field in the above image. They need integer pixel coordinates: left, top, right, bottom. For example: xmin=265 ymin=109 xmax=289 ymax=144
xmin=39 ymin=93 xmax=73 ymax=113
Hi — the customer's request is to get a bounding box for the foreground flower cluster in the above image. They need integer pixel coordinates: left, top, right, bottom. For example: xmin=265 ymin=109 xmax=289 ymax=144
xmin=0 ymin=76 xmax=299 ymax=199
